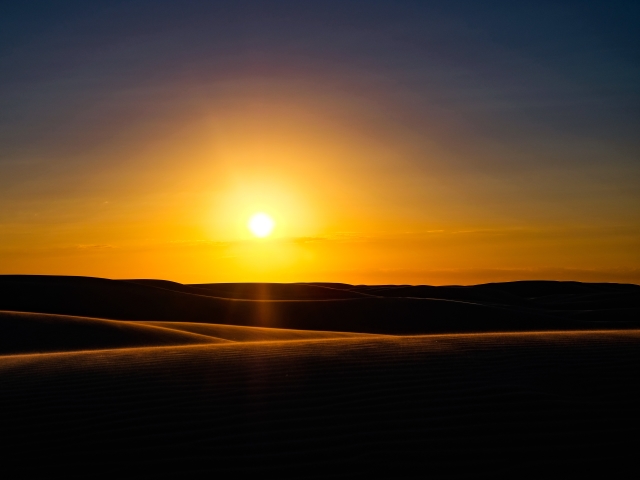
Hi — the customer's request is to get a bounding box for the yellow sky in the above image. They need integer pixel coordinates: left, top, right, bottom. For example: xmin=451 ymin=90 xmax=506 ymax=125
xmin=1 ymin=83 xmax=639 ymax=284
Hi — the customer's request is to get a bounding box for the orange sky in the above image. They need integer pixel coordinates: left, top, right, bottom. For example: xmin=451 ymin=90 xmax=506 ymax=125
xmin=1 ymin=3 xmax=639 ymax=285
xmin=1 ymin=83 xmax=638 ymax=284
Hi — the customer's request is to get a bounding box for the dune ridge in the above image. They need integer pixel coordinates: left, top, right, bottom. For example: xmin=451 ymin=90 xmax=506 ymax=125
xmin=140 ymin=321 xmax=383 ymax=342
xmin=1 ymin=276 xmax=638 ymax=337
xmin=0 ymin=310 xmax=225 ymax=355
xmin=0 ymin=311 xmax=388 ymax=356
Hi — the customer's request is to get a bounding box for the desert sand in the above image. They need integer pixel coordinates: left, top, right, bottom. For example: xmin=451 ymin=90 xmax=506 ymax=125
xmin=1 ymin=275 xmax=639 ymax=476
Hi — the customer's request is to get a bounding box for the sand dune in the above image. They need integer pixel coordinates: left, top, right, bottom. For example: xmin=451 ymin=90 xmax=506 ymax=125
xmin=125 ymin=278 xmax=371 ymax=300
xmin=0 ymin=331 xmax=638 ymax=476
xmin=0 ymin=310 xmax=224 ymax=355
xmin=0 ymin=310 xmax=381 ymax=355
xmin=1 ymin=276 xmax=639 ymax=475
xmin=141 ymin=321 xmax=383 ymax=342
xmin=1 ymin=275 xmax=638 ymax=334
xmin=186 ymin=281 xmax=373 ymax=300
xmin=532 ymin=290 xmax=640 ymax=309
xmin=340 ymin=280 xmax=640 ymax=298
xmin=319 ymin=283 xmax=534 ymax=306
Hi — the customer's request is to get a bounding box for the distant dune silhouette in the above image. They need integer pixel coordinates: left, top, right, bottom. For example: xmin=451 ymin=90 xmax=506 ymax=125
xmin=1 ymin=275 xmax=639 ymax=476
xmin=1 ymin=275 xmax=638 ymax=335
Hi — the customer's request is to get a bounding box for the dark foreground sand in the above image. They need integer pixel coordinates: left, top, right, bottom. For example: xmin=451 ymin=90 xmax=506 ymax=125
xmin=1 ymin=276 xmax=639 ymax=476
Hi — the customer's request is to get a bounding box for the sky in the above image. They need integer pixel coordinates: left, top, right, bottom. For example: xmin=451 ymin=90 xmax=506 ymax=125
xmin=1 ymin=0 xmax=639 ymax=284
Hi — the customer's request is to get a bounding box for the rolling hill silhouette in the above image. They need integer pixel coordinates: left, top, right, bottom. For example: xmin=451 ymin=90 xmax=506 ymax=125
xmin=1 ymin=275 xmax=639 ymax=476
xmin=1 ymin=275 xmax=638 ymax=335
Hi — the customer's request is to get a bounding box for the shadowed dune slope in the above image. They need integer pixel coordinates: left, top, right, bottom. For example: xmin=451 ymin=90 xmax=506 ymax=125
xmin=186 ymin=282 xmax=373 ymax=299
xmin=320 ymin=283 xmax=533 ymax=306
xmin=141 ymin=321 xmax=383 ymax=342
xmin=340 ymin=280 xmax=640 ymax=296
xmin=1 ymin=331 xmax=639 ymax=476
xmin=533 ymin=291 xmax=640 ymax=309
xmin=125 ymin=279 xmax=371 ymax=299
xmin=318 ymin=280 xmax=640 ymax=305
xmin=123 ymin=279 xmax=239 ymax=297
xmin=476 ymin=280 xmax=640 ymax=297
xmin=0 ymin=311 xmax=223 ymax=355
xmin=2 ymin=275 xmax=639 ymax=334
xmin=569 ymin=308 xmax=640 ymax=322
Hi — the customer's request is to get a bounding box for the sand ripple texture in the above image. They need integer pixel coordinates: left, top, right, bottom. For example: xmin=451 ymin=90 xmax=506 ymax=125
xmin=1 ymin=331 xmax=639 ymax=477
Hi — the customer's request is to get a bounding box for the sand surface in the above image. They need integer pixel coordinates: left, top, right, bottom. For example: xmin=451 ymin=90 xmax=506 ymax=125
xmin=1 ymin=275 xmax=639 ymax=476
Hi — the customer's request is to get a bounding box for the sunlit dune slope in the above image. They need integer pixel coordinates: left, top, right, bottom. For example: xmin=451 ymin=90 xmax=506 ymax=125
xmin=0 ymin=310 xmax=379 ymax=355
xmin=2 ymin=275 xmax=638 ymax=334
xmin=0 ymin=311 xmax=224 ymax=355
xmin=141 ymin=321 xmax=382 ymax=342
xmin=1 ymin=331 xmax=639 ymax=476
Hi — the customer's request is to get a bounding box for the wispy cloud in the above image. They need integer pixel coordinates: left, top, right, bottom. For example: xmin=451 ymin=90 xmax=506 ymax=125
xmin=75 ymin=244 xmax=115 ymax=249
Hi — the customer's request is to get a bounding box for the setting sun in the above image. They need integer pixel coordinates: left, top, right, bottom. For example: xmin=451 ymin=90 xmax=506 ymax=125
xmin=248 ymin=213 xmax=275 ymax=238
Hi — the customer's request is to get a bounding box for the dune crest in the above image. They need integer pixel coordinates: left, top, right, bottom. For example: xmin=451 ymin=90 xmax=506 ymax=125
xmin=0 ymin=311 xmax=225 ymax=355
xmin=141 ymin=321 xmax=382 ymax=342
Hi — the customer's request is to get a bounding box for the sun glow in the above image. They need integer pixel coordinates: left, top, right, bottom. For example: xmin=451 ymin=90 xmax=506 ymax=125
xmin=248 ymin=213 xmax=275 ymax=238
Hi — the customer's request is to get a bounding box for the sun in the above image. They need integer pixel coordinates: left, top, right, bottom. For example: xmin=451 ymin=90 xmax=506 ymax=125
xmin=248 ymin=212 xmax=275 ymax=238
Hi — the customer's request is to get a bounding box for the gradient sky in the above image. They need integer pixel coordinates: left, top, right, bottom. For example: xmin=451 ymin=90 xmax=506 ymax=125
xmin=1 ymin=0 xmax=639 ymax=284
